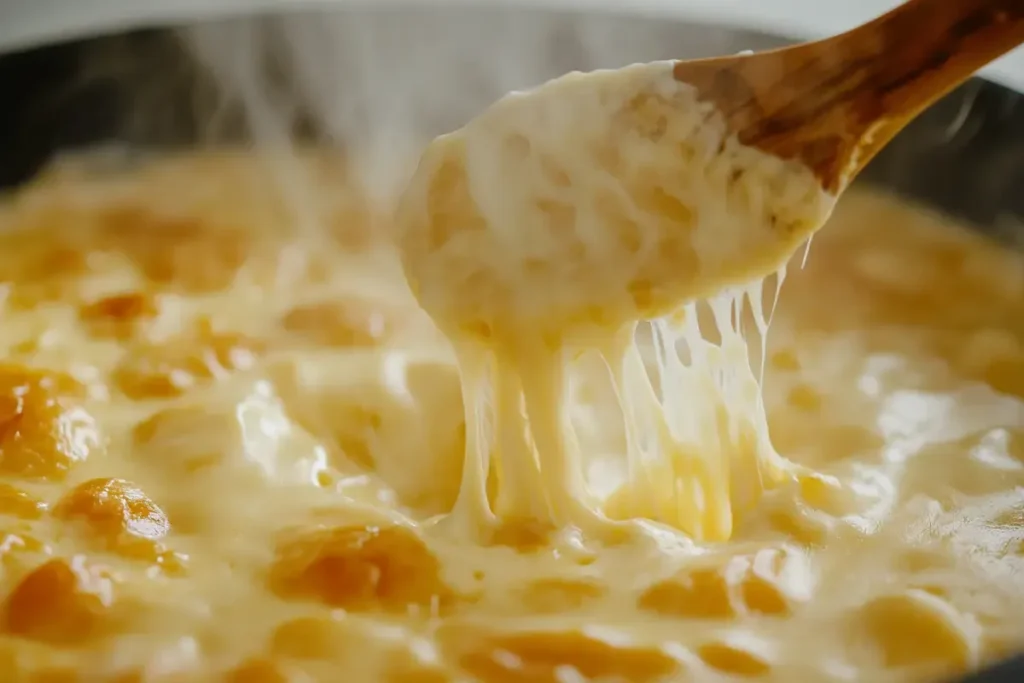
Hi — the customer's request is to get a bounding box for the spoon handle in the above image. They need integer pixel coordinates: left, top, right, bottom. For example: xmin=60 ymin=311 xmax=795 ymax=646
xmin=673 ymin=0 xmax=1024 ymax=192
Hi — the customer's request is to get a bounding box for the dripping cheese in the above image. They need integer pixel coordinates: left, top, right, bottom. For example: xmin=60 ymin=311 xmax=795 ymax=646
xmin=396 ymin=62 xmax=835 ymax=540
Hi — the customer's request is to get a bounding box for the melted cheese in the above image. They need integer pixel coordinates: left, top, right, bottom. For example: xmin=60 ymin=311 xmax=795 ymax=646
xmin=0 ymin=151 xmax=1021 ymax=682
xmin=396 ymin=63 xmax=834 ymax=541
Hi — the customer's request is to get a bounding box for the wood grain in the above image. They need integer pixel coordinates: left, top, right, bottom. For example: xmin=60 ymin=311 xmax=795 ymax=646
xmin=673 ymin=0 xmax=1024 ymax=193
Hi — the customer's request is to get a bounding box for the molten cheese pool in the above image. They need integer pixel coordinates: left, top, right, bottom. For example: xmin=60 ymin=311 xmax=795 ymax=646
xmin=0 ymin=145 xmax=1022 ymax=682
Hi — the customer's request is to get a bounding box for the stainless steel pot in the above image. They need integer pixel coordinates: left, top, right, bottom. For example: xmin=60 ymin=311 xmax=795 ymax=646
xmin=0 ymin=6 xmax=1021 ymax=681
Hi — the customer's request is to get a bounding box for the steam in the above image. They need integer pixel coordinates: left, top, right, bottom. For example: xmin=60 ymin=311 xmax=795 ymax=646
xmin=183 ymin=10 xmax=562 ymax=202
xmin=180 ymin=7 xmax=772 ymax=204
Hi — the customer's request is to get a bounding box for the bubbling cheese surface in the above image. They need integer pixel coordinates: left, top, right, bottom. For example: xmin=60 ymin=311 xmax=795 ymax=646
xmin=397 ymin=63 xmax=836 ymax=541
xmin=0 ymin=151 xmax=1022 ymax=683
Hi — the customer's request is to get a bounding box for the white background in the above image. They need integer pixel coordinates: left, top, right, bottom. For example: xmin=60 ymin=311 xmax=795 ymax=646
xmin=2 ymin=0 xmax=1024 ymax=91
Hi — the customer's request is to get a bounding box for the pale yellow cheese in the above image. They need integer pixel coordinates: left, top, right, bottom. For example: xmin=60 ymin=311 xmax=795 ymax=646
xmin=0 ymin=151 xmax=1020 ymax=683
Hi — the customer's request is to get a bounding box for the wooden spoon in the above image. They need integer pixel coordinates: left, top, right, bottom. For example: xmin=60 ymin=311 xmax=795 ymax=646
xmin=672 ymin=0 xmax=1024 ymax=193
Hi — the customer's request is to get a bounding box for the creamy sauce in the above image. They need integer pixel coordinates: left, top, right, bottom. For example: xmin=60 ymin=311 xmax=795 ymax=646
xmin=0 ymin=151 xmax=1021 ymax=682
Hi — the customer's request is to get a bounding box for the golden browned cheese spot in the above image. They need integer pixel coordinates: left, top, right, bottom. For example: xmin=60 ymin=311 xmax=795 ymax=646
xmin=625 ymin=278 xmax=653 ymax=311
xmin=114 ymin=330 xmax=263 ymax=400
xmin=0 ymin=233 xmax=89 ymax=310
xmin=638 ymin=567 xmax=735 ymax=619
xmin=281 ymin=299 xmax=394 ymax=348
xmin=3 ymin=556 xmax=116 ymax=644
xmin=519 ymin=578 xmax=607 ymax=613
xmin=639 ymin=548 xmax=799 ymax=619
xmin=54 ymin=478 xmax=181 ymax=571
xmin=54 ymin=478 xmax=169 ymax=541
xmin=79 ymin=293 xmax=160 ymax=340
xmin=269 ymin=616 xmax=349 ymax=660
xmin=268 ymin=525 xmax=452 ymax=612
xmin=0 ymin=364 xmax=99 ymax=480
xmin=222 ymin=657 xmax=291 ymax=683
xmin=0 ymin=484 xmax=46 ymax=519
xmin=741 ymin=573 xmax=790 ymax=617
xmin=99 ymin=207 xmax=251 ymax=294
xmin=854 ymin=590 xmax=973 ymax=669
xmin=741 ymin=547 xmax=803 ymax=616
xmin=698 ymin=641 xmax=772 ymax=677
xmin=456 ymin=630 xmax=681 ymax=683
xmin=980 ymin=356 xmax=1024 ymax=399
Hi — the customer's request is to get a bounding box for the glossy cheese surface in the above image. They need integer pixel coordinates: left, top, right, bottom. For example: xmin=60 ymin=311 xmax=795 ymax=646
xmin=0 ymin=151 xmax=1021 ymax=682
